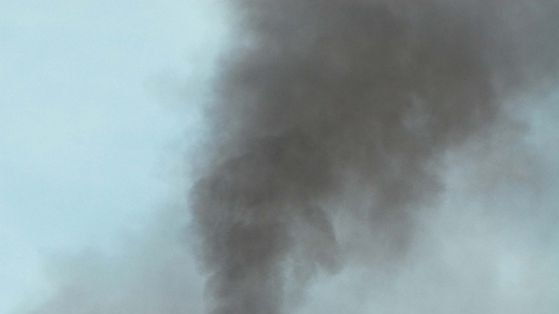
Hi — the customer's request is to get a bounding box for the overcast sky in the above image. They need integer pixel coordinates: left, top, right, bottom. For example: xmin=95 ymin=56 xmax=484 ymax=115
xmin=1 ymin=1 xmax=559 ymax=314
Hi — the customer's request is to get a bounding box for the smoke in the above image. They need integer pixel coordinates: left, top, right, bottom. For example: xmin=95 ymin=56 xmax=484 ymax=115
xmin=190 ymin=1 xmax=559 ymax=314
xmin=19 ymin=1 xmax=559 ymax=314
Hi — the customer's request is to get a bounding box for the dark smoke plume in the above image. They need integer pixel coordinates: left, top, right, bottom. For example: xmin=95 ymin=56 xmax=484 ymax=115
xmin=191 ymin=1 xmax=559 ymax=314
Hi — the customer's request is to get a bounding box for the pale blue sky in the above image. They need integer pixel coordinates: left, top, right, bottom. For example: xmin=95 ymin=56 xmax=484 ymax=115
xmin=0 ymin=1 xmax=228 ymax=312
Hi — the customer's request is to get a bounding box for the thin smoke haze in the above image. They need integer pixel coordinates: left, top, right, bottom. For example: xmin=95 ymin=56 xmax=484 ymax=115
xmin=191 ymin=1 xmax=559 ymax=314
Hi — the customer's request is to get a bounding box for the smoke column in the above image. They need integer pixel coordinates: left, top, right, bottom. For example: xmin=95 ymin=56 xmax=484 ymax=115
xmin=191 ymin=1 xmax=559 ymax=314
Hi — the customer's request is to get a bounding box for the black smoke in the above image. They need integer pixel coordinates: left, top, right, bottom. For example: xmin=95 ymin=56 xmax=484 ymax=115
xmin=190 ymin=1 xmax=559 ymax=314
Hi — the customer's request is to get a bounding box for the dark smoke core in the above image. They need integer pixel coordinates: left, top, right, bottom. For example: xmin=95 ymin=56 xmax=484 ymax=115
xmin=190 ymin=1 xmax=559 ymax=313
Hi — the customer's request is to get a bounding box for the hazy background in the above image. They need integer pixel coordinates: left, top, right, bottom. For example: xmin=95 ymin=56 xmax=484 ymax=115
xmin=1 ymin=1 xmax=558 ymax=314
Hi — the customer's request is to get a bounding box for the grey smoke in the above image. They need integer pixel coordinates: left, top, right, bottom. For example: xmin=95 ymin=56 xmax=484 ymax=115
xmin=191 ymin=1 xmax=559 ymax=314
xmin=20 ymin=1 xmax=559 ymax=314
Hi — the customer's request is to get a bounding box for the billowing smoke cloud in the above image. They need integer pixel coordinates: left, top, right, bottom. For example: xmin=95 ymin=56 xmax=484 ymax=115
xmin=190 ymin=1 xmax=559 ymax=314
xmin=19 ymin=1 xmax=559 ymax=314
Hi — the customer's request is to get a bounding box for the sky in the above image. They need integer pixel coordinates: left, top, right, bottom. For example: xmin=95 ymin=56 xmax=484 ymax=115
xmin=0 ymin=1 xmax=229 ymax=312
xmin=1 ymin=1 xmax=559 ymax=314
